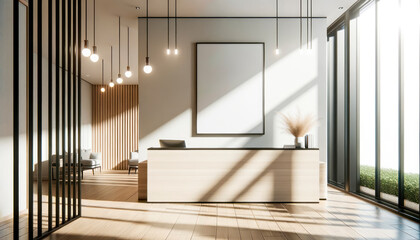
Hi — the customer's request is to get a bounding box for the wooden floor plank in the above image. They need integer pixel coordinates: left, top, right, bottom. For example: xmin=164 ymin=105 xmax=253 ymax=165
xmin=2 ymin=171 xmax=419 ymax=240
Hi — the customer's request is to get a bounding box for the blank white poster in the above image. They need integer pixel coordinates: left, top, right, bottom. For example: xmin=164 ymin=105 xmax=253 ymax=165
xmin=196 ymin=43 xmax=264 ymax=134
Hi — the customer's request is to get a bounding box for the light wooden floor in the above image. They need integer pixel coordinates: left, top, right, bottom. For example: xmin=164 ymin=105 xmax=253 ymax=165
xmin=2 ymin=171 xmax=419 ymax=240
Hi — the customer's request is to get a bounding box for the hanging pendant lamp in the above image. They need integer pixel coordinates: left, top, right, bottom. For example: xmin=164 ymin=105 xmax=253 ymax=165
xmin=166 ymin=0 xmax=171 ymax=55
xmin=275 ymin=0 xmax=279 ymax=55
xmin=101 ymin=59 xmax=105 ymax=92
xmin=116 ymin=16 xmax=123 ymax=83
xmin=90 ymin=0 xmax=99 ymax=62
xmin=300 ymin=0 xmax=302 ymax=50
xmin=82 ymin=0 xmax=91 ymax=57
xmin=125 ymin=27 xmax=132 ymax=77
xmin=307 ymin=0 xmax=309 ymax=50
xmin=174 ymin=0 xmax=179 ymax=55
xmin=143 ymin=0 xmax=152 ymax=74
xmin=109 ymin=46 xmax=115 ymax=87
xmin=310 ymin=0 xmax=313 ymax=49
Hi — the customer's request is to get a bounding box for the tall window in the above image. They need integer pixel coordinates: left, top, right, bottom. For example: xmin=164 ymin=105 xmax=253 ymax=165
xmin=378 ymin=0 xmax=400 ymax=203
xmin=402 ymin=0 xmax=420 ymax=211
xmin=327 ymin=29 xmax=346 ymax=188
xmin=336 ymin=28 xmax=346 ymax=186
xmin=328 ymin=0 xmax=420 ymax=217
xmin=358 ymin=3 xmax=376 ymax=196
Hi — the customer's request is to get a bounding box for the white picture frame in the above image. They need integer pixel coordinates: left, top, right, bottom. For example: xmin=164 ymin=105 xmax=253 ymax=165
xmin=196 ymin=42 xmax=265 ymax=135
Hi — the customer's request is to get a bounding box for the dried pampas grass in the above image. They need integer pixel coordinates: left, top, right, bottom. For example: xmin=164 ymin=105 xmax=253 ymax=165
xmin=281 ymin=111 xmax=316 ymax=137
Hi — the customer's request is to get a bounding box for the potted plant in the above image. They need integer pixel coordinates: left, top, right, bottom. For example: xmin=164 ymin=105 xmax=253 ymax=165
xmin=281 ymin=111 xmax=316 ymax=148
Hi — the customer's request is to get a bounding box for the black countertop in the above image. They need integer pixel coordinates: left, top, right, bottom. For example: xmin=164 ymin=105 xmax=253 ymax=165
xmin=148 ymin=147 xmax=319 ymax=150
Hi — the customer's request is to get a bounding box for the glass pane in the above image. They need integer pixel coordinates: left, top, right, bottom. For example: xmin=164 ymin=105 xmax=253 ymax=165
xmin=378 ymin=0 xmax=399 ymax=204
xmin=327 ymin=36 xmax=336 ymax=184
xmin=336 ymin=28 xmax=346 ymax=186
xmin=402 ymin=0 xmax=420 ymax=211
xmin=358 ymin=3 xmax=376 ymax=195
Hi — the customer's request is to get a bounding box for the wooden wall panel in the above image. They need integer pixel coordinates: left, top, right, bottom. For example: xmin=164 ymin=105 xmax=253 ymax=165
xmin=92 ymin=85 xmax=138 ymax=170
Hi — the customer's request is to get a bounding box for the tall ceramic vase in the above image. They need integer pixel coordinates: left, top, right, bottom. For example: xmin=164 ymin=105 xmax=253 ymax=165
xmin=295 ymin=137 xmax=305 ymax=148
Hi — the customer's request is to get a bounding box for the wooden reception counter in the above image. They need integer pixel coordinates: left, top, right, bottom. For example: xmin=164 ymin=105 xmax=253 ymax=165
xmin=147 ymin=148 xmax=319 ymax=203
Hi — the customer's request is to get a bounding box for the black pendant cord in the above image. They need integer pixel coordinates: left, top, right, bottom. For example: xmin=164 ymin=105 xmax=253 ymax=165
xmin=175 ymin=0 xmax=177 ymax=50
xmin=167 ymin=0 xmax=170 ymax=50
xmin=55 ymin=0 xmax=60 ymax=227
xmin=300 ymin=0 xmax=302 ymax=49
xmin=128 ymin=27 xmax=130 ymax=66
xmin=306 ymin=0 xmax=309 ymax=49
xmin=111 ymin=46 xmax=114 ymax=82
xmin=310 ymin=0 xmax=313 ymax=49
xmin=102 ymin=59 xmax=105 ymax=85
xmin=119 ymin=16 xmax=121 ymax=74
xmin=276 ymin=0 xmax=278 ymax=50
xmin=146 ymin=0 xmax=149 ymax=58
xmin=85 ymin=0 xmax=88 ymax=41
xmin=93 ymin=0 xmax=96 ymax=46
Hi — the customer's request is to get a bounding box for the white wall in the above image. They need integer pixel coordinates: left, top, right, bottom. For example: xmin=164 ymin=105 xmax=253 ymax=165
xmin=0 ymin=0 xmax=27 ymax=219
xmin=138 ymin=18 xmax=327 ymax=163
xmin=81 ymin=80 xmax=92 ymax=150
xmin=0 ymin=0 xmax=93 ymax=217
xmin=31 ymin=61 xmax=93 ymax=180
xmin=0 ymin=0 xmax=14 ymax=220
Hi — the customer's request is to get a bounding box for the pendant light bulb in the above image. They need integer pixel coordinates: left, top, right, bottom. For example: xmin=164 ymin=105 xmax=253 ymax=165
xmin=275 ymin=49 xmax=280 ymax=55
xmin=125 ymin=66 xmax=132 ymax=78
xmin=82 ymin=40 xmax=91 ymax=57
xmin=143 ymin=57 xmax=152 ymax=74
xmin=109 ymin=81 xmax=115 ymax=87
xmin=90 ymin=46 xmax=99 ymax=62
xmin=116 ymin=73 xmax=123 ymax=84
xmin=100 ymin=87 xmax=105 ymax=92
xmin=166 ymin=49 xmax=171 ymax=55
xmin=143 ymin=65 xmax=152 ymax=74
xmin=174 ymin=49 xmax=179 ymax=55
xmin=90 ymin=52 xmax=99 ymax=62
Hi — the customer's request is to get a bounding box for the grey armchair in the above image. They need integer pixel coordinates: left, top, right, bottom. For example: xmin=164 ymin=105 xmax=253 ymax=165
xmin=81 ymin=149 xmax=102 ymax=178
xmin=128 ymin=151 xmax=139 ymax=174
xmin=52 ymin=153 xmax=78 ymax=180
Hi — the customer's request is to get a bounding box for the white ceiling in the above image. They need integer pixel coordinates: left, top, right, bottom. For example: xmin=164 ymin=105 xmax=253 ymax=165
xmin=81 ymin=0 xmax=357 ymax=85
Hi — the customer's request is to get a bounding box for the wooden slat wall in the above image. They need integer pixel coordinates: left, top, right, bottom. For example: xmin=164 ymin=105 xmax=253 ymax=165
xmin=92 ymin=85 xmax=139 ymax=170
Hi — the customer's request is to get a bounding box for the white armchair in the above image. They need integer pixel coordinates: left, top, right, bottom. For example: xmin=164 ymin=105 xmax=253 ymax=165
xmin=128 ymin=151 xmax=139 ymax=174
xmin=81 ymin=149 xmax=102 ymax=178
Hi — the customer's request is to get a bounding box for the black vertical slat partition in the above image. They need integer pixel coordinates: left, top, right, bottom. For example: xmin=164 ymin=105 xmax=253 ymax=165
xmin=21 ymin=0 xmax=83 ymax=238
xmin=28 ymin=0 xmax=34 ymax=238
xmin=37 ymin=0 xmax=43 ymax=235
xmin=62 ymin=0 xmax=67 ymax=224
xmin=12 ymin=0 xmax=19 ymax=238
xmin=55 ymin=0 xmax=61 ymax=228
xmin=48 ymin=0 xmax=54 ymax=231
xmin=67 ymin=0 xmax=72 ymax=220
xmin=77 ymin=0 xmax=82 ymax=216
xmin=73 ymin=0 xmax=77 ymax=217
